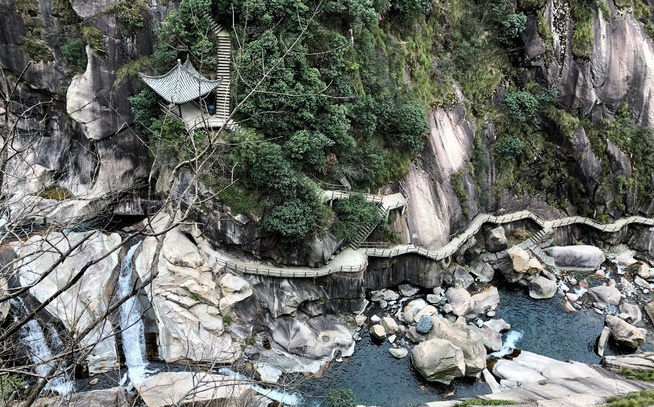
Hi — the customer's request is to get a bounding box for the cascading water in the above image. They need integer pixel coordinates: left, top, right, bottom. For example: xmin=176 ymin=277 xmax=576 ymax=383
xmin=12 ymin=299 xmax=73 ymax=395
xmin=489 ymin=330 xmax=523 ymax=358
xmin=118 ymin=241 xmax=149 ymax=384
xmin=218 ymin=368 xmax=303 ymax=406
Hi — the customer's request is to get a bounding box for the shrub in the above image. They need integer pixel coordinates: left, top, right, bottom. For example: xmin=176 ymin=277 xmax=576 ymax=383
xmin=284 ymin=130 xmax=335 ymax=172
xmin=61 ymin=38 xmax=87 ymax=71
xmin=503 ymin=90 xmax=539 ymax=123
xmin=605 ymin=389 xmax=654 ymax=407
xmin=262 ymin=198 xmax=317 ymax=241
xmin=502 ymin=13 xmax=527 ymax=39
xmin=325 ymin=388 xmax=356 ymax=407
xmin=494 ymin=136 xmax=524 ymax=162
xmin=332 ymin=194 xmax=383 ymax=243
xmin=82 ymin=25 xmax=105 ymax=55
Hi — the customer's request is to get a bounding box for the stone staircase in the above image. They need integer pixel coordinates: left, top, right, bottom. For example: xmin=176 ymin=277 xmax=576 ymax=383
xmin=207 ymin=16 xmax=232 ymax=124
xmin=349 ymin=203 xmax=387 ymax=249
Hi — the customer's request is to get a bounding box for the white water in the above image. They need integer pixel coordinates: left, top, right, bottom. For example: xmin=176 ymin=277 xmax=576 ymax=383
xmin=118 ymin=242 xmax=149 ymax=384
xmin=489 ymin=330 xmax=523 ymax=359
xmin=12 ymin=299 xmax=73 ymax=395
xmin=218 ymin=368 xmax=303 ymax=406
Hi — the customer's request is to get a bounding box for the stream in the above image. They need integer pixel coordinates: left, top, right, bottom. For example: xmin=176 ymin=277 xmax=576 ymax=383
xmin=298 ymin=285 xmax=610 ymax=406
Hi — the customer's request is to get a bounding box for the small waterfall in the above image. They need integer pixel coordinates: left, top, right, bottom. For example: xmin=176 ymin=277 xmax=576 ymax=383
xmin=218 ymin=368 xmax=303 ymax=406
xmin=12 ymin=299 xmax=73 ymax=395
xmin=118 ymin=241 xmax=149 ymax=384
xmin=489 ymin=330 xmax=523 ymax=359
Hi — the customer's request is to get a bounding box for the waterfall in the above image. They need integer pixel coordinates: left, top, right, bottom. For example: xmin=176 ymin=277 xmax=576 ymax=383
xmin=12 ymin=299 xmax=73 ymax=395
xmin=118 ymin=241 xmax=149 ymax=384
xmin=218 ymin=368 xmax=303 ymax=406
xmin=489 ymin=330 xmax=523 ymax=359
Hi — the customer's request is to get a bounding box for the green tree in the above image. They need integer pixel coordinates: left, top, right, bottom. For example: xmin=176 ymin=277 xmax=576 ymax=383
xmin=332 ymin=194 xmax=383 ymax=242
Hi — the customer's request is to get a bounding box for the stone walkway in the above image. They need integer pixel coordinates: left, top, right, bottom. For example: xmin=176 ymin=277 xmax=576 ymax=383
xmin=213 ymin=210 xmax=653 ymax=278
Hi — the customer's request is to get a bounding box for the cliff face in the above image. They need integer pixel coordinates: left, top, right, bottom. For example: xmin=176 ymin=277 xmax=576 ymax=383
xmin=0 ymin=0 xmax=158 ymax=223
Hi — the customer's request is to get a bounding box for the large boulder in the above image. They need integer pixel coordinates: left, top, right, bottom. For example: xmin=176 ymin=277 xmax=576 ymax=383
xmin=136 ymin=372 xmax=254 ymax=407
xmin=605 ymin=315 xmax=645 ymax=349
xmin=411 ymin=338 xmax=466 ymax=384
xmin=588 ymin=285 xmax=622 ymax=305
xmin=445 ymin=287 xmax=473 ymax=317
xmin=470 ymin=286 xmax=500 ymax=316
xmin=529 ymin=276 xmax=557 ymax=299
xmin=271 ymin=315 xmax=354 ymax=360
xmin=16 ymin=231 xmax=121 ymax=373
xmin=428 ymin=317 xmax=487 ymax=374
xmin=26 ymin=387 xmax=128 ymax=407
xmin=544 ymin=245 xmax=605 ymax=270
xmin=486 ymin=226 xmax=508 ymax=252
xmin=218 ymin=273 xmax=253 ymax=313
xmin=453 ymin=267 xmax=475 ymax=289
xmin=137 ymin=227 xmax=239 ymax=365
xmin=403 ymin=298 xmax=428 ymax=322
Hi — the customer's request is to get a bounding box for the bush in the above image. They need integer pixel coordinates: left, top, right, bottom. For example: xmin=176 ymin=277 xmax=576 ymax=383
xmin=605 ymin=389 xmax=654 ymax=407
xmin=503 ymin=90 xmax=539 ymax=123
xmin=502 ymin=13 xmax=527 ymax=39
xmin=494 ymin=136 xmax=524 ymax=162
xmin=332 ymin=194 xmax=383 ymax=243
xmin=325 ymin=388 xmax=356 ymax=407
xmin=82 ymin=25 xmax=105 ymax=55
xmin=60 ymin=38 xmax=87 ymax=70
xmin=262 ymin=198 xmax=317 ymax=241
xmin=284 ymin=130 xmax=335 ymax=172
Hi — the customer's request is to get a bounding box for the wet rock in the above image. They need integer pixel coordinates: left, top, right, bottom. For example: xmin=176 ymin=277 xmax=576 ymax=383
xmin=588 ymin=285 xmax=622 ymax=305
xmin=453 ymin=267 xmax=475 ymax=289
xmin=445 ymin=287 xmax=473 ymax=317
xmin=470 ymin=286 xmax=500 ymax=316
xmin=398 ymin=283 xmax=419 ymax=297
xmin=471 ymin=261 xmax=495 ymax=283
xmin=355 ymin=314 xmax=367 ymax=327
xmin=566 ymin=293 xmax=580 ymax=302
xmin=638 ymin=264 xmax=651 ymax=279
xmin=529 ymin=276 xmax=557 ymax=299
xmin=605 ymin=315 xmax=645 ymax=349
xmin=426 ymin=294 xmax=440 ymax=304
xmin=403 ymin=298 xmax=428 ymax=322
xmin=544 ymin=245 xmax=606 ymax=270
xmin=413 ymin=305 xmax=438 ymax=322
xmin=370 ymin=314 xmax=381 ymax=323
xmin=389 ymin=347 xmax=408 ymax=359
xmin=619 ymin=302 xmax=642 ymax=324
xmin=271 ymin=316 xmax=355 ymax=359
xmin=483 ymin=318 xmax=511 ymax=333
xmin=381 ymin=317 xmax=399 ymax=334
xmin=470 ymin=325 xmax=503 ymax=352
xmin=604 ymin=353 xmax=654 ymax=372
xmin=370 ymin=324 xmax=387 ymax=340
xmin=411 ymin=338 xmax=466 ymax=384
xmin=428 ymin=317 xmax=487 ymax=375
xmin=645 ymin=300 xmax=654 ymax=324
xmin=486 ymin=226 xmax=508 ymax=252
xmin=597 ymin=326 xmax=611 ymax=357
xmin=507 ymin=246 xmax=532 ymax=273
xmin=371 ymin=289 xmax=399 ymax=302
xmin=416 ymin=315 xmax=434 ymax=334
xmin=634 ymin=276 xmax=651 ymax=290
xmin=493 ymin=359 xmax=547 ymax=386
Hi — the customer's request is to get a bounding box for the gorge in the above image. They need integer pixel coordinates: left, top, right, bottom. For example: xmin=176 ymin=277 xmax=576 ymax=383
xmin=1 ymin=0 xmax=654 ymax=406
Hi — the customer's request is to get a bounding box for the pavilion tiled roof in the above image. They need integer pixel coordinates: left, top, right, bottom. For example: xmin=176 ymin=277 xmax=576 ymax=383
xmin=139 ymin=58 xmax=222 ymax=104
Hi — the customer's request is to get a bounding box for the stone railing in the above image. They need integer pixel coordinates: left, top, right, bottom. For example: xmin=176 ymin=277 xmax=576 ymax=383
xmin=214 ymin=210 xmax=652 ymax=278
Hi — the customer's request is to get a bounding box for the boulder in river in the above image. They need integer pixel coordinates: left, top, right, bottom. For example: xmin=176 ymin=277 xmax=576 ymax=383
xmin=389 ymin=347 xmax=409 ymax=359
xmin=370 ymin=324 xmax=387 ymax=340
xmin=416 ymin=315 xmax=433 ymax=334
xmin=486 ymin=226 xmax=508 ymax=252
xmin=544 ymin=245 xmax=605 ymax=270
xmin=605 ymin=315 xmax=645 ymax=349
xmin=445 ymin=287 xmax=473 ymax=317
xmin=588 ymin=285 xmax=622 ymax=305
xmin=411 ymin=338 xmax=466 ymax=384
xmin=470 ymin=286 xmax=500 ymax=316
xmin=529 ymin=276 xmax=557 ymax=299
xmin=428 ymin=317 xmax=487 ymax=375
xmin=403 ymin=298 xmax=428 ymax=322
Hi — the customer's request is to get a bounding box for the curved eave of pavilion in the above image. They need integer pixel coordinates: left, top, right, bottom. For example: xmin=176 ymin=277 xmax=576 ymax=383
xmin=138 ymin=59 xmax=222 ymax=105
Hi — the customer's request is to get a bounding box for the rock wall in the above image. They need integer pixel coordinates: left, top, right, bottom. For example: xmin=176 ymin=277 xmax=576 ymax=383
xmin=0 ymin=0 xmax=158 ymax=224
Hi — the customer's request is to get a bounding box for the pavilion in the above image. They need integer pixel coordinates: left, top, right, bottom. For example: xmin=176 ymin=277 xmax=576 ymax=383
xmin=139 ymin=58 xmax=227 ymax=130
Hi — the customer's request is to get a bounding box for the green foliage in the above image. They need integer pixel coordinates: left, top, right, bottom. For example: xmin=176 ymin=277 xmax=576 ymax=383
xmin=494 ymin=136 xmax=525 ymax=163
xmin=82 ymin=25 xmax=105 ymax=55
xmin=571 ymin=14 xmax=593 ymax=59
xmin=284 ymin=130 xmax=335 ymax=172
xmin=378 ymin=101 xmax=429 ymax=152
xmin=502 ymin=13 xmax=527 ymax=39
xmin=325 ymin=387 xmax=356 ymax=407
xmin=114 ymin=57 xmax=152 ymax=87
xmin=219 ymin=184 xmax=263 ymax=217
xmin=544 ymin=105 xmax=580 ymax=137
xmin=61 ymin=38 xmax=87 ymax=71
xmin=620 ymin=367 xmax=654 ymax=382
xmin=149 ymin=116 xmax=195 ymax=159
xmin=263 ymin=198 xmax=317 ymax=240
xmin=503 ymin=90 xmax=539 ymax=123
xmin=0 ymin=373 xmax=22 ymax=404
xmin=106 ymin=0 xmax=148 ymax=35
xmin=332 ymin=194 xmax=383 ymax=243
xmin=604 ymin=390 xmax=654 ymax=407
xmin=129 ymin=88 xmax=160 ymax=130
